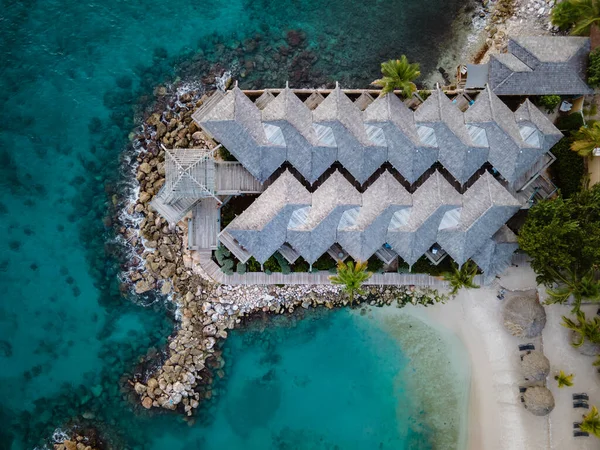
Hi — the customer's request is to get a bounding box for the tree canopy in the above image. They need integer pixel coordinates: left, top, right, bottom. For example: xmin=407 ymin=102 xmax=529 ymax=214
xmin=329 ymin=260 xmax=372 ymax=305
xmin=518 ymin=184 xmax=600 ymax=289
xmin=371 ymin=56 xmax=421 ymax=98
xmin=551 ymin=0 xmax=600 ymax=35
xmin=571 ymin=122 xmax=600 ymax=157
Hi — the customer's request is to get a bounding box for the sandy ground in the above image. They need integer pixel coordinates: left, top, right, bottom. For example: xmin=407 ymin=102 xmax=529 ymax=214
xmin=408 ymin=263 xmax=600 ymax=450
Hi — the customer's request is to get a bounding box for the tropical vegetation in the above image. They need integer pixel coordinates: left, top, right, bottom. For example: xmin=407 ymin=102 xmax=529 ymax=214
xmin=549 ymin=137 xmax=585 ymax=199
xmin=554 ymin=370 xmax=574 ymax=388
xmin=538 ymin=95 xmax=562 ymax=113
xmin=442 ymin=260 xmax=480 ymax=296
xmin=551 ymin=0 xmax=600 ymax=35
xmin=518 ymin=184 xmax=600 ymax=311
xmin=372 ymin=56 xmax=421 ymax=98
xmin=589 ymin=48 xmax=600 ymax=87
xmin=580 ymin=405 xmax=600 ymax=438
xmin=571 ymin=122 xmax=600 ymax=157
xmin=561 ymin=310 xmax=600 ymax=348
xmin=329 ymin=260 xmax=372 ymax=306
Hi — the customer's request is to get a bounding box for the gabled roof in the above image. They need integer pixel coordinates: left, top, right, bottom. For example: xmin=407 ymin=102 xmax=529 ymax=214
xmin=286 ymin=171 xmax=361 ymax=264
xmin=415 ymin=90 xmax=488 ymax=184
xmin=314 ymin=85 xmax=387 ymax=183
xmin=472 ymin=225 xmax=518 ymax=283
xmin=437 ymin=172 xmax=521 ymax=265
xmin=337 ymin=171 xmax=412 ymax=261
xmin=364 ymin=94 xmax=437 ymax=183
xmin=465 ymin=87 xmax=540 ymax=183
xmin=224 ymin=170 xmax=310 ymax=263
xmin=162 ymin=148 xmax=216 ymax=202
xmin=489 ymin=36 xmax=593 ymax=95
xmin=387 ymin=171 xmax=462 ymax=265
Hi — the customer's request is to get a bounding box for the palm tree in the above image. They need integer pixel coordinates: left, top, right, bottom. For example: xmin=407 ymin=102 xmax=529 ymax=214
xmin=329 ymin=260 xmax=372 ymax=306
xmin=547 ymin=268 xmax=600 ymax=312
xmin=580 ymin=405 xmax=600 ymax=438
xmin=571 ymin=122 xmax=600 ymax=157
xmin=551 ymin=0 xmax=600 ymax=35
xmin=554 ymin=370 xmax=575 ymax=388
xmin=442 ymin=260 xmax=480 ymax=296
xmin=372 ymin=56 xmax=421 ymax=98
xmin=561 ymin=310 xmax=600 ymax=347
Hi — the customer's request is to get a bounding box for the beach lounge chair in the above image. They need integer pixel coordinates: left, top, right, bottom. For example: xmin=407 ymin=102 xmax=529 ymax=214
xmin=573 ymin=402 xmax=589 ymax=409
xmin=573 ymin=393 xmax=589 ymax=401
xmin=519 ymin=386 xmax=527 ymax=393
xmin=574 ymin=431 xmax=589 ymax=437
xmin=573 ymin=422 xmax=581 ymax=429
xmin=518 ymin=343 xmax=535 ymax=351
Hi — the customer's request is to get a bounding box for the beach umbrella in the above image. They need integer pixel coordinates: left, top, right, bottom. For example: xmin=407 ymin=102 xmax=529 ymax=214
xmin=523 ymin=386 xmax=555 ymax=416
xmin=520 ymin=351 xmax=550 ymax=382
xmin=503 ymin=296 xmax=547 ymax=338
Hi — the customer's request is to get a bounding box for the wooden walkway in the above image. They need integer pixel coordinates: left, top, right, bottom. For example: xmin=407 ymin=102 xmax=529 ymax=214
xmin=188 ymin=199 xmax=220 ymax=251
xmin=195 ymin=252 xmax=482 ymax=287
xmin=215 ymin=162 xmax=264 ymax=194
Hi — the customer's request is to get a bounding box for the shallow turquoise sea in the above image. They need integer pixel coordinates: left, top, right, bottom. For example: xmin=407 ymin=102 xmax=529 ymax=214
xmin=0 ymin=1 xmax=472 ymax=448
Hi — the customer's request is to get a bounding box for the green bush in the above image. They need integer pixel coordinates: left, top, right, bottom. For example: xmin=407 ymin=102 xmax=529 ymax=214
xmin=312 ymin=254 xmax=337 ymax=271
xmin=236 ymin=262 xmax=246 ymax=275
xmin=215 ymin=245 xmax=230 ymax=265
xmin=219 ymin=146 xmax=237 ymax=161
xmin=292 ymin=257 xmax=310 ymax=272
xmin=549 ymin=137 xmax=585 ymax=199
xmin=367 ymin=256 xmax=385 ymax=273
xmin=556 ymin=113 xmax=585 ymax=135
xmin=588 ymin=48 xmax=600 ymax=88
xmin=221 ymin=258 xmax=234 ymax=275
xmin=538 ymin=95 xmax=562 ymax=113
xmin=246 ymin=257 xmax=261 ymax=272
xmin=274 ymin=252 xmax=291 ymax=275
xmin=263 ymin=255 xmax=281 ymax=272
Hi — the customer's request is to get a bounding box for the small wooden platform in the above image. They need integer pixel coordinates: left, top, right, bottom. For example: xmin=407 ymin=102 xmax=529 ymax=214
xmin=188 ymin=198 xmax=220 ymax=251
xmin=215 ymin=162 xmax=264 ymax=194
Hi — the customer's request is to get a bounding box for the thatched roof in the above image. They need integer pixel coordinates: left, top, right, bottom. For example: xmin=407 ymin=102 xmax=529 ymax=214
xmin=489 ymin=36 xmax=593 ymax=96
xmin=514 ymin=99 xmax=563 ymax=153
xmin=520 ymin=351 xmax=550 ymax=382
xmin=437 ymin=172 xmax=521 ymax=266
xmin=503 ymin=295 xmax=547 ymax=338
xmin=472 ymin=225 xmax=518 ymax=283
xmin=387 ymin=171 xmax=462 ymax=265
xmin=523 ymin=386 xmax=555 ymax=416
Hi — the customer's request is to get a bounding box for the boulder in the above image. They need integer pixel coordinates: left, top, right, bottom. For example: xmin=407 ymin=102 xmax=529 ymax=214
xmin=139 ymin=162 xmax=152 ymax=174
xmin=142 ymin=396 xmax=153 ymax=409
xmin=135 ymin=280 xmax=152 ymax=294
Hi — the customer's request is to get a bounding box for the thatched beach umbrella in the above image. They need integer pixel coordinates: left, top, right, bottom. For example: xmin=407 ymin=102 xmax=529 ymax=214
xmin=523 ymin=386 xmax=555 ymax=416
xmin=503 ymin=296 xmax=547 ymax=338
xmin=520 ymin=351 xmax=550 ymax=382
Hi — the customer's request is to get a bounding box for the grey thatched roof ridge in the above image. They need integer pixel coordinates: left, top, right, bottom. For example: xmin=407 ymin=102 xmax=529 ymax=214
xmin=472 ymin=225 xmax=518 ymax=282
xmin=337 ymin=171 xmax=412 ymax=261
xmin=286 ymin=170 xmax=361 ymax=264
xmin=437 ymin=172 xmax=521 ymax=265
xmin=514 ymin=100 xmax=563 ymax=152
xmin=490 ymin=36 xmax=593 ymax=95
xmin=386 ymin=171 xmax=462 ymax=265
xmin=223 ymin=170 xmax=311 ymax=263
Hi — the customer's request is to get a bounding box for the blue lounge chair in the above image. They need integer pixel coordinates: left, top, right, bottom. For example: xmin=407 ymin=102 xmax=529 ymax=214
xmin=574 ymin=402 xmax=589 ymax=409
xmin=518 ymin=343 xmax=535 ymax=351
xmin=574 ymin=431 xmax=589 ymax=437
xmin=519 ymin=386 xmax=527 ymax=393
xmin=573 ymin=393 xmax=589 ymax=401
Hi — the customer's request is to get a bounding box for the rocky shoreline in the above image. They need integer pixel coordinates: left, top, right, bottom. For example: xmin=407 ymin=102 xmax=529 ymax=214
xmin=117 ymin=85 xmax=450 ymax=416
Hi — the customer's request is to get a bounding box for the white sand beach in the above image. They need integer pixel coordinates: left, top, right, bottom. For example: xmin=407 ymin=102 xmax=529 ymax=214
xmin=406 ymin=263 xmax=600 ymax=450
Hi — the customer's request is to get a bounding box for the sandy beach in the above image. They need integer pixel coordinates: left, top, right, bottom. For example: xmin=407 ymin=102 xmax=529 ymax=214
xmin=400 ymin=263 xmax=600 ymax=450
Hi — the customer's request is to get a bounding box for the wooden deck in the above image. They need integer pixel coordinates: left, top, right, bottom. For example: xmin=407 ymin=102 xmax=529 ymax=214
xmin=188 ymin=198 xmax=220 ymax=251
xmin=195 ymin=252 xmax=481 ymax=287
xmin=215 ymin=162 xmax=265 ymax=194
xmin=149 ymin=193 xmax=199 ymax=225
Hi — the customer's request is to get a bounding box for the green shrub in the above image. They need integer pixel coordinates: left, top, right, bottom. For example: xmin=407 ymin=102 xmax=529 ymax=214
xmin=418 ymin=90 xmax=431 ymax=101
xmin=292 ymin=257 xmax=310 ymax=272
xmin=588 ymin=48 xmax=600 ymax=88
xmin=221 ymin=258 xmax=234 ymax=275
xmin=549 ymin=137 xmax=585 ymax=199
xmin=247 ymin=257 xmax=261 ymax=272
xmin=312 ymin=253 xmax=337 ymax=271
xmin=367 ymin=256 xmax=385 ymax=273
xmin=263 ymin=255 xmax=281 ymax=272
xmin=215 ymin=245 xmax=230 ymax=265
xmin=556 ymin=113 xmax=585 ymax=135
xmin=274 ymin=252 xmax=291 ymax=275
xmin=236 ymin=262 xmax=246 ymax=275
xmin=219 ymin=146 xmax=237 ymax=161
xmin=538 ymin=95 xmax=562 ymax=113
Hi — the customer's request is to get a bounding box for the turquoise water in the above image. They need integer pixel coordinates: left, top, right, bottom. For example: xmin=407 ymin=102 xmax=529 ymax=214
xmin=0 ymin=0 xmax=474 ymax=448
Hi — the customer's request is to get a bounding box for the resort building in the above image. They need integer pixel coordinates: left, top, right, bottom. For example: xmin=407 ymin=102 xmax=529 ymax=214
xmin=473 ymin=36 xmax=594 ymax=95
xmin=151 ymin=82 xmax=564 ymax=282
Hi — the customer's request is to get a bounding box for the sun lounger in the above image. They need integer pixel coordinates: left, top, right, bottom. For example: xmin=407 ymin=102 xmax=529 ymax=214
xmin=519 ymin=386 xmax=527 ymax=393
xmin=574 ymin=431 xmax=589 ymax=437
xmin=573 ymin=393 xmax=589 ymax=401
xmin=518 ymin=343 xmax=535 ymax=351
xmin=573 ymin=422 xmax=581 ymax=429
xmin=573 ymin=402 xmax=589 ymax=409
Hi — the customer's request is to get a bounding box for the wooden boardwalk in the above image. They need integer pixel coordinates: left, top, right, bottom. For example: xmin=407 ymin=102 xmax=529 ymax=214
xmin=215 ymin=162 xmax=264 ymax=194
xmin=188 ymin=199 xmax=220 ymax=251
xmin=195 ymin=252 xmax=481 ymax=287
